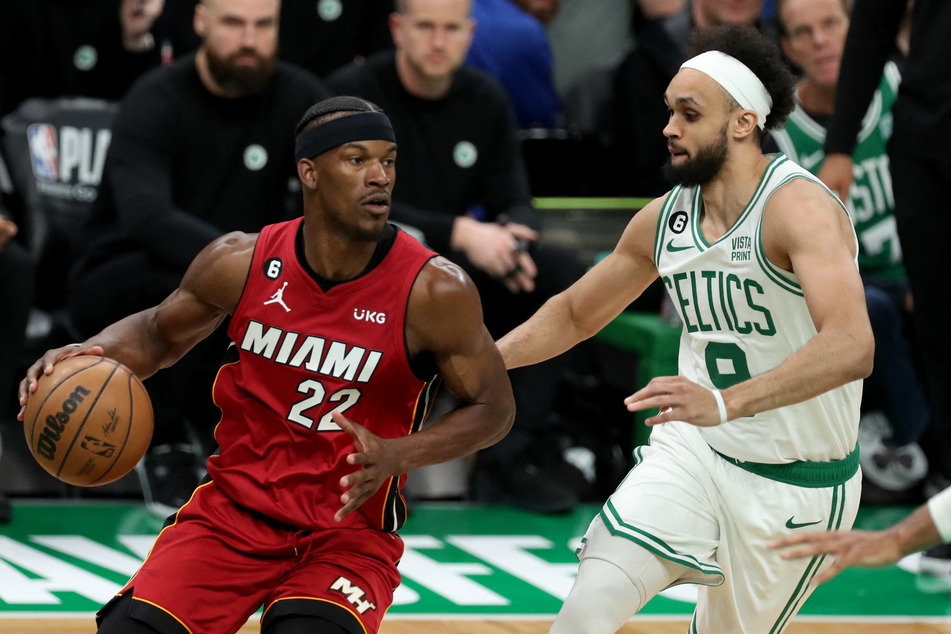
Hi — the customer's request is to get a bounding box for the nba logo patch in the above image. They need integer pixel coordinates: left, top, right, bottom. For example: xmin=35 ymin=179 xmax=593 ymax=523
xmin=27 ymin=124 xmax=59 ymax=181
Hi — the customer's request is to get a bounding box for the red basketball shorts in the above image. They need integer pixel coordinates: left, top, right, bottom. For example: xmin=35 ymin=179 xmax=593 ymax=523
xmin=105 ymin=481 xmax=404 ymax=634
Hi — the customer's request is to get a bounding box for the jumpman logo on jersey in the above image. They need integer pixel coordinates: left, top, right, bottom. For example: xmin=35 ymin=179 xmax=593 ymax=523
xmin=264 ymin=281 xmax=291 ymax=312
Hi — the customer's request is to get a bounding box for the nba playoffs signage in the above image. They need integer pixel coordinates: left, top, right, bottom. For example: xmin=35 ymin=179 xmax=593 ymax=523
xmin=26 ymin=121 xmax=110 ymax=203
xmin=0 ymin=97 xmax=118 ymax=213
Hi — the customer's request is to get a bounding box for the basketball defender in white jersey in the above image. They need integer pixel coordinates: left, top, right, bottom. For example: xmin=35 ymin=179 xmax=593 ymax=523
xmin=498 ymin=25 xmax=874 ymax=633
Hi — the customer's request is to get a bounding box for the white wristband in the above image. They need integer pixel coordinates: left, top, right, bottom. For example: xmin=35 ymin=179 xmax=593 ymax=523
xmin=711 ymin=389 xmax=728 ymax=425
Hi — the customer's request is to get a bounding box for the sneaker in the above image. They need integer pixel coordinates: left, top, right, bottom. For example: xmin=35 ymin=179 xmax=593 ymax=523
xmin=469 ymin=456 xmax=578 ymax=514
xmin=861 ymin=442 xmax=928 ymax=492
xmin=135 ymin=443 xmax=205 ymax=518
xmin=920 ymin=543 xmax=951 ymax=578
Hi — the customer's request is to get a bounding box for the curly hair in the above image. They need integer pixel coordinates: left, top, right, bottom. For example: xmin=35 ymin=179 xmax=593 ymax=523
xmin=294 ymin=96 xmax=384 ymax=138
xmin=685 ymin=24 xmax=797 ymax=141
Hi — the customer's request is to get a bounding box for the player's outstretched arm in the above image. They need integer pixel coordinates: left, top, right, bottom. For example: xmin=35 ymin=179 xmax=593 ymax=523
xmin=17 ymin=232 xmax=254 ymax=419
xmin=497 ymin=197 xmax=663 ymax=370
xmin=769 ymin=499 xmax=945 ymax=584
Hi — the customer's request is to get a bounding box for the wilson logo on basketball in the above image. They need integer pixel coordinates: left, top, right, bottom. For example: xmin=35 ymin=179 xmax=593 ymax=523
xmin=353 ymin=308 xmax=386 ymax=324
xmin=36 ymin=386 xmax=90 ymax=461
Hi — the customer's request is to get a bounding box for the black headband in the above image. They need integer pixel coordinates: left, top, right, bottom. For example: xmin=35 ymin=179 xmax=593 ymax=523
xmin=294 ymin=112 xmax=396 ymax=162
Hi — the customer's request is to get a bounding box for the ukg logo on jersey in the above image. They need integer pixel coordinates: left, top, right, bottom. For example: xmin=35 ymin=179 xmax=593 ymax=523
xmin=353 ymin=308 xmax=386 ymax=324
xmin=26 ymin=122 xmax=111 ymax=203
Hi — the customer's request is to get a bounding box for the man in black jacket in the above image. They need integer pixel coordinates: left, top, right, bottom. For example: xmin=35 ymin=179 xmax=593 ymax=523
xmin=68 ymin=0 xmax=328 ymax=514
xmin=328 ymin=0 xmax=586 ymax=514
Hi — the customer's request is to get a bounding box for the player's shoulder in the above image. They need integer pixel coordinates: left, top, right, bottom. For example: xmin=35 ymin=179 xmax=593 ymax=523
xmin=180 ymin=231 xmax=257 ymax=312
xmin=411 ymin=256 xmax=480 ymax=312
xmin=616 ymin=193 xmax=668 ymax=259
xmin=200 ymin=231 xmax=257 ymax=273
xmin=769 ymin=175 xmax=838 ymax=210
xmin=625 ymin=192 xmax=669 ymax=235
xmin=418 ymin=255 xmax=476 ymax=293
xmin=765 ymin=176 xmax=847 ymax=243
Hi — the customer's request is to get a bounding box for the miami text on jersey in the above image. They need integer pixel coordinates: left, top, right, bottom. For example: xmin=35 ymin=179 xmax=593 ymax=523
xmin=239 ymin=320 xmax=383 ymax=382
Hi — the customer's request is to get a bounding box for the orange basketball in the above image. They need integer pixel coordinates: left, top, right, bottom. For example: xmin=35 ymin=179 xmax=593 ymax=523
xmin=23 ymin=355 xmax=153 ymax=487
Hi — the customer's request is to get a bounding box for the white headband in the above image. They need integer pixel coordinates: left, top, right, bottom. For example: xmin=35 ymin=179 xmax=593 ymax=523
xmin=680 ymin=51 xmax=772 ymax=130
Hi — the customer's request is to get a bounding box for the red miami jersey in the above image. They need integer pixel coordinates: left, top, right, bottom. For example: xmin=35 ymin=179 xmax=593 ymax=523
xmin=208 ymin=217 xmax=438 ymax=533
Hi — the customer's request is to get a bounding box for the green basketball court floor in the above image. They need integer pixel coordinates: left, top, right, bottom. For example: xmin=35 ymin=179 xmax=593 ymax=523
xmin=0 ymin=500 xmax=949 ymax=626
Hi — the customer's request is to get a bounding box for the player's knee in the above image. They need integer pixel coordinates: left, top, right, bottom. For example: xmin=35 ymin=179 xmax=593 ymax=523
xmin=550 ymin=558 xmax=647 ymax=634
xmin=550 ymin=600 xmax=612 ymax=634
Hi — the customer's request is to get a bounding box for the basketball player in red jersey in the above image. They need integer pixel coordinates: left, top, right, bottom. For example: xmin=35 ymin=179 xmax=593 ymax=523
xmin=17 ymin=96 xmax=516 ymax=634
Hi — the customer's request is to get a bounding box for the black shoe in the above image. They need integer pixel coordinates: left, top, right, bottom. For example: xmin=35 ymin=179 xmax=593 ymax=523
xmin=470 ymin=456 xmax=578 ymax=514
xmin=135 ymin=443 xmax=204 ymax=517
xmin=920 ymin=543 xmax=951 ymax=578
xmin=0 ymin=492 xmax=11 ymax=524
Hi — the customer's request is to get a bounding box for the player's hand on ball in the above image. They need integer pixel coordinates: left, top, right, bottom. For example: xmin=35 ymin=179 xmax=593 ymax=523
xmin=624 ymin=376 xmax=726 ymax=427
xmin=333 ymin=411 xmax=403 ymax=522
xmin=17 ymin=343 xmax=104 ymax=421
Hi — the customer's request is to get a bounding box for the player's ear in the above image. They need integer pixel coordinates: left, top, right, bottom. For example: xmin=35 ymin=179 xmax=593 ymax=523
xmin=297 ymin=159 xmax=318 ymax=190
xmin=734 ymin=110 xmax=758 ymax=139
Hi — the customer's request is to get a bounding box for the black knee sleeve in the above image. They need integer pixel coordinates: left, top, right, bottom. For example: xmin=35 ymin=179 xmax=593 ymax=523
xmin=97 ymin=593 xmax=163 ymax=634
xmin=264 ymin=614 xmax=353 ymax=634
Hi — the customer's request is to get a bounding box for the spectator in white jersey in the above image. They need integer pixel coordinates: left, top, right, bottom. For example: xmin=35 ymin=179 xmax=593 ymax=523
xmin=769 ymin=0 xmax=928 ymax=501
xmin=498 ymin=24 xmax=872 ymax=633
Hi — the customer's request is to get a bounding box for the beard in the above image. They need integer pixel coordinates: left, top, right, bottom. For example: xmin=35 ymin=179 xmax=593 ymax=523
xmin=204 ymin=46 xmax=275 ymax=96
xmin=663 ymin=123 xmax=730 ymax=187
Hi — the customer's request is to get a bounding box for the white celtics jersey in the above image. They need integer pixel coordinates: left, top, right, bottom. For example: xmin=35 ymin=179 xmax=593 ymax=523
xmin=653 ymin=154 xmax=861 ymax=463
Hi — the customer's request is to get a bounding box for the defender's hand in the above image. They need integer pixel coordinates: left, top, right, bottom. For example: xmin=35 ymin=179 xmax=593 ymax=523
xmin=769 ymin=529 xmax=904 ymax=585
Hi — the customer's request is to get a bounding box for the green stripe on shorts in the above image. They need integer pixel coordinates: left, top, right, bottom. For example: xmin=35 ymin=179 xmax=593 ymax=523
xmin=599 ymin=500 xmax=723 ymax=578
xmin=713 ymin=449 xmax=858 ymax=488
